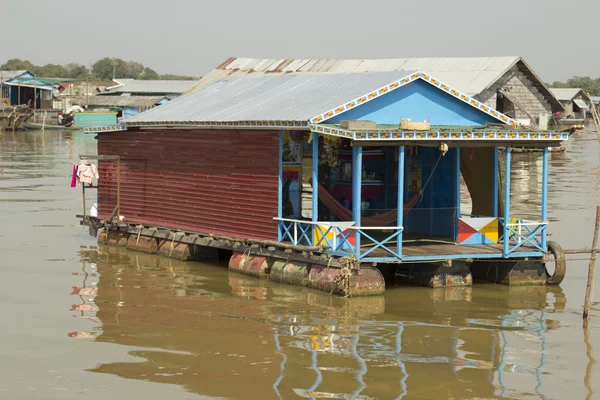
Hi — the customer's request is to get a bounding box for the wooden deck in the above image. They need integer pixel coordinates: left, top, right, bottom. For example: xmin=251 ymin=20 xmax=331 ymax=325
xmin=362 ymin=239 xmax=542 ymax=261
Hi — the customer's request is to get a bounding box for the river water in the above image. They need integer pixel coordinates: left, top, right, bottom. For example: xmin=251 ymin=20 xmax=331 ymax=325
xmin=0 ymin=130 xmax=599 ymax=399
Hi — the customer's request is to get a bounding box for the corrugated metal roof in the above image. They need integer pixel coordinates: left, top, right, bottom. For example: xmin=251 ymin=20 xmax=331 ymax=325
xmin=131 ymin=71 xmax=418 ymax=124
xmin=0 ymin=70 xmax=28 ymax=81
xmin=549 ymin=88 xmax=585 ymax=101
xmin=573 ymin=99 xmax=589 ymax=109
xmin=75 ymin=95 xmax=165 ymax=108
xmin=102 ymin=80 xmax=198 ymax=95
xmin=190 ymin=57 xmax=522 ymax=96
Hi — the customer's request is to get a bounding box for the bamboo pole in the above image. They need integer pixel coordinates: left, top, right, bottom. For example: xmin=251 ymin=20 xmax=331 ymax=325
xmin=42 ymin=110 xmax=47 ymax=133
xmin=583 ymin=205 xmax=600 ymax=322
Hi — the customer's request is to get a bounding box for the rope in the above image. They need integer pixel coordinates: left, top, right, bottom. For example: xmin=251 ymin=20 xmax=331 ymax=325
xmin=334 ymin=257 xmax=362 ymax=297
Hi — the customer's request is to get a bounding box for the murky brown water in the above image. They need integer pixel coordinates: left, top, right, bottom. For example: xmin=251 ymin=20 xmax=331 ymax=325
xmin=1 ymin=130 xmax=599 ymax=399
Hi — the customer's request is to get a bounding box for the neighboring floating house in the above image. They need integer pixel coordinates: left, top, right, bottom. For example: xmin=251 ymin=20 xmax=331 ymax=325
xmin=0 ymin=70 xmax=57 ymax=108
xmin=549 ymin=88 xmax=589 ymax=120
xmin=99 ymin=79 xmax=198 ymax=98
xmin=73 ymin=95 xmax=167 ymax=119
xmin=85 ymin=70 xmax=569 ymax=295
xmin=187 ymin=56 xmax=564 ymax=127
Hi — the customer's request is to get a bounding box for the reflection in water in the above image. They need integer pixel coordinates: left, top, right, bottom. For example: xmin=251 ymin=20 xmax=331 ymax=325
xmin=81 ymin=245 xmax=568 ymax=399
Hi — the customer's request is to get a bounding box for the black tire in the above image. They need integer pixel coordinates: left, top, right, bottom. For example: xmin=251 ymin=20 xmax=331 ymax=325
xmin=546 ymin=241 xmax=566 ymax=285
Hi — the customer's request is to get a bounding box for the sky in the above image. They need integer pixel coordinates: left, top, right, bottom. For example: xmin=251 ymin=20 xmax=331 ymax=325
xmin=3 ymin=0 xmax=599 ymax=82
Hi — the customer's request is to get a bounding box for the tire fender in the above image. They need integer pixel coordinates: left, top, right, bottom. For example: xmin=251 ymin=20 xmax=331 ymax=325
xmin=546 ymin=241 xmax=566 ymax=285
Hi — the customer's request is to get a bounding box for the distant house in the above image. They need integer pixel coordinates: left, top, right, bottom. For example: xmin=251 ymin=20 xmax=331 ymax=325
xmin=549 ymin=88 xmax=589 ymax=119
xmin=99 ymin=79 xmax=198 ymax=98
xmin=57 ymin=81 xmax=115 ymax=96
xmin=0 ymin=70 xmax=56 ymax=108
xmin=74 ymin=95 xmax=168 ymax=120
xmin=188 ymin=56 xmax=564 ymax=127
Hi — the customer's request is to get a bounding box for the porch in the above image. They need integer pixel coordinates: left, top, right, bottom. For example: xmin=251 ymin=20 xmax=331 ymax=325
xmin=275 ymin=129 xmax=551 ymax=264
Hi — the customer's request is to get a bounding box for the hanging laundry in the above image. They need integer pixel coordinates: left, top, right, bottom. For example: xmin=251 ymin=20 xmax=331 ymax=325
xmin=77 ymin=159 xmax=99 ymax=185
xmin=70 ymin=164 xmax=78 ymax=188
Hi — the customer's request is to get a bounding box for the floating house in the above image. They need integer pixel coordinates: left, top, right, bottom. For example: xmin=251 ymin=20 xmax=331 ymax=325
xmin=99 ymin=79 xmax=198 ymax=98
xmin=86 ymin=70 xmax=569 ymax=295
xmin=0 ymin=70 xmax=56 ymax=108
xmin=187 ymin=56 xmax=564 ymax=127
xmin=549 ymin=88 xmax=589 ymax=120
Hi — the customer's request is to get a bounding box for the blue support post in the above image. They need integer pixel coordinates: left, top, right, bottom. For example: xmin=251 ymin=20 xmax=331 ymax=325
xmin=541 ymin=146 xmax=549 ymax=251
xmin=278 ymin=131 xmax=283 ymax=241
xmin=492 ymin=147 xmax=499 ymax=217
xmin=397 ymin=146 xmax=405 ymax=257
xmin=503 ymin=147 xmax=511 ymax=257
xmin=455 ymin=148 xmax=461 ymax=243
xmin=353 ymin=145 xmax=363 ymax=253
xmin=312 ymin=132 xmax=319 ymax=223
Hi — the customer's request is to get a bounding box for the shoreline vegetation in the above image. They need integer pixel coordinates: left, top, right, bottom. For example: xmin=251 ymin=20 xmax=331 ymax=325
xmin=0 ymin=57 xmax=195 ymax=81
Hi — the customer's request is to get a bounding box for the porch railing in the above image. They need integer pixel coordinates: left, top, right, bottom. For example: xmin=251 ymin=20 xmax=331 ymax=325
xmin=274 ymin=218 xmax=404 ymax=262
xmin=499 ymin=218 xmax=548 ymax=255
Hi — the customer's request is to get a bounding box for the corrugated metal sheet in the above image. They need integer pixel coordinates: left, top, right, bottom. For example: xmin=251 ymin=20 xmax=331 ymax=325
xmin=131 ymin=71 xmax=417 ymax=123
xmin=76 ymin=95 xmax=165 ymax=108
xmin=187 ymin=56 xmax=563 ymax=112
xmin=573 ymin=99 xmax=589 ymax=109
xmin=101 ymin=80 xmax=198 ymax=95
xmin=97 ymin=129 xmax=279 ymax=241
xmin=189 ymin=57 xmax=521 ymax=96
xmin=549 ymin=88 xmax=585 ymax=101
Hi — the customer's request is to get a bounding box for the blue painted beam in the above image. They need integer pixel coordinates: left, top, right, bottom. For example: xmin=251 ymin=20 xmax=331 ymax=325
xmin=312 ymin=132 xmax=319 ymax=223
xmin=278 ymin=131 xmax=283 ymax=241
xmin=541 ymin=147 xmax=549 ymax=251
xmin=353 ymin=145 xmax=363 ymax=252
xmin=503 ymin=147 xmax=511 ymax=257
xmin=455 ymin=148 xmax=461 ymax=242
xmin=397 ymin=146 xmax=405 ymax=257
xmin=492 ymin=147 xmax=499 ymax=217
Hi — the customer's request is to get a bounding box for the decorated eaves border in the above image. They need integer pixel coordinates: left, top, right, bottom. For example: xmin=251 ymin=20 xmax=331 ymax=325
xmin=83 ymin=125 xmax=128 ymax=133
xmin=309 ymin=71 xmax=520 ymax=127
xmin=124 ymin=120 xmax=309 ymax=129
xmin=309 ymin=124 xmax=569 ymax=142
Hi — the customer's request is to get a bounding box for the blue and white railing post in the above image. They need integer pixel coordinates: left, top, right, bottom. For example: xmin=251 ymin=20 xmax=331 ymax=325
xmin=352 ymin=145 xmax=363 ymax=256
xmin=397 ymin=146 xmax=405 ymax=257
xmin=492 ymin=147 xmax=499 ymax=218
xmin=541 ymin=146 xmax=549 ymax=251
xmin=278 ymin=130 xmax=283 ymax=241
xmin=503 ymin=147 xmax=511 ymax=257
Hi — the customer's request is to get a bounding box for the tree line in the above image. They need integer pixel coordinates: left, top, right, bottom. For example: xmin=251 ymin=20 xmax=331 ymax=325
xmin=550 ymin=76 xmax=600 ymax=96
xmin=0 ymin=58 xmax=196 ymax=81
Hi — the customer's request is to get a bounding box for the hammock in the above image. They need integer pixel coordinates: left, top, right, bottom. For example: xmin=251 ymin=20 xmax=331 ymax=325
xmin=317 ymin=184 xmax=422 ymax=226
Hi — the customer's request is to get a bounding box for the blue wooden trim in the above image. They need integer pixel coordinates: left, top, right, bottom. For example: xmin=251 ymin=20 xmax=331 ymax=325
xmin=455 ymin=148 xmax=461 ymax=242
xmin=312 ymin=132 xmax=319 ymax=222
xmin=492 ymin=147 xmax=499 ymax=217
xmin=503 ymin=147 xmax=511 ymax=257
xmin=278 ymin=131 xmax=283 ymax=241
xmin=352 ymin=145 xmax=363 ymax=251
xmin=397 ymin=146 xmax=405 ymax=257
xmin=541 ymin=147 xmax=549 ymax=251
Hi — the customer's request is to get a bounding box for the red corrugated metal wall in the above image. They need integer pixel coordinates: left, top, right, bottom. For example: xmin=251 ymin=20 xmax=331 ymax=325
xmin=97 ymin=129 xmax=279 ymax=241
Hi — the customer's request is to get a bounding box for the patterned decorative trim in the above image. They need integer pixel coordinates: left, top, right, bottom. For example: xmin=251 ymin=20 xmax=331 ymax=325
xmin=124 ymin=120 xmax=310 ymax=130
xmin=309 ymin=71 xmax=520 ymax=126
xmin=83 ymin=125 xmax=128 ymax=133
xmin=309 ymin=124 xmax=569 ymax=142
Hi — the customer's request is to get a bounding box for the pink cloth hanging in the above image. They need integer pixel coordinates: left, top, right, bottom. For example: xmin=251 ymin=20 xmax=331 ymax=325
xmin=70 ymin=165 xmax=78 ymax=188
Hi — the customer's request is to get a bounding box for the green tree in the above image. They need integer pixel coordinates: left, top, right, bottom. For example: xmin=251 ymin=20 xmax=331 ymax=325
xmin=37 ymin=63 xmax=69 ymax=77
xmin=0 ymin=58 xmax=36 ymax=72
xmin=92 ymin=57 xmax=121 ymax=80
xmin=160 ymin=74 xmax=197 ymax=80
xmin=65 ymin=63 xmax=90 ymax=79
xmin=139 ymin=67 xmax=160 ymax=80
